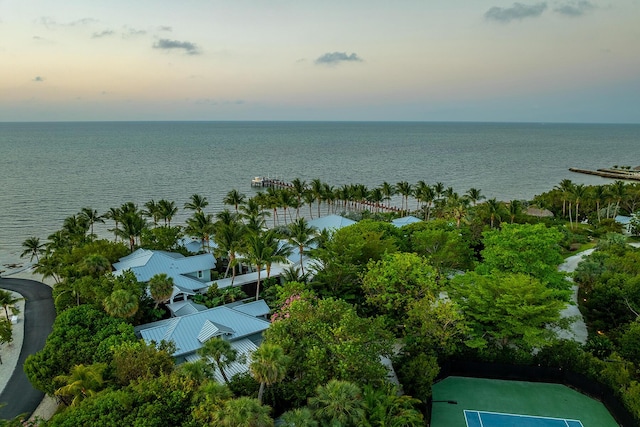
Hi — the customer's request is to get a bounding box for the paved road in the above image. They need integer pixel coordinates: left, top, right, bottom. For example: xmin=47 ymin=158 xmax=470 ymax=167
xmin=0 ymin=277 xmax=55 ymax=420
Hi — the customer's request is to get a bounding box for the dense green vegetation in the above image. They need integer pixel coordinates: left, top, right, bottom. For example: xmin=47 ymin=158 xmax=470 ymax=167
xmin=9 ymin=179 xmax=640 ymax=425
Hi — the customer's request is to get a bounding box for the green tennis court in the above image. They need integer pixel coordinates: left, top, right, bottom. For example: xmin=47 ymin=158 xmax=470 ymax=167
xmin=431 ymin=377 xmax=619 ymax=427
xmin=464 ymin=410 xmax=583 ymax=427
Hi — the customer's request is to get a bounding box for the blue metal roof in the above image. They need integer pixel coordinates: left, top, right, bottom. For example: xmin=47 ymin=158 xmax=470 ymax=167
xmin=137 ymin=305 xmax=270 ymax=358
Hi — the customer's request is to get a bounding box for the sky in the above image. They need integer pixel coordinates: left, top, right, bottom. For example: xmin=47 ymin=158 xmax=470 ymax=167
xmin=1 ymin=0 xmax=639 ymax=123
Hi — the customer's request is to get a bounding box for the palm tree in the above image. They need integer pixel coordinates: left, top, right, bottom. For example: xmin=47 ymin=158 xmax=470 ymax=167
xmin=81 ymin=254 xmax=111 ymax=277
xmin=0 ymin=290 xmax=22 ymax=319
xmin=54 ymin=363 xmax=106 ymax=407
xmin=104 ymin=206 xmax=123 ymax=242
xmin=185 ymin=211 xmax=215 ymax=252
xmin=80 ymin=207 xmax=104 ymax=239
xmin=62 ymin=214 xmax=89 ymax=243
xmin=116 ymin=211 xmax=147 ymax=252
xmin=184 ymin=193 xmax=209 ymax=212
xmin=555 ymin=179 xmax=574 ymax=218
xmin=381 ymin=181 xmax=396 ymax=208
xmin=143 ymin=200 xmax=161 ymax=227
xmin=362 ymin=385 xmax=424 ymax=427
xmin=262 ymin=230 xmax=291 ymax=281
xmin=609 ymin=180 xmax=627 ymax=218
xmin=240 ymin=231 xmax=274 ymax=301
xmin=433 ymin=182 xmax=445 ymax=201
xmin=250 ymin=343 xmax=290 ymax=403
xmin=20 ymin=236 xmax=45 ymax=263
xmin=157 ymin=199 xmax=178 ymax=227
xmin=213 ymin=396 xmax=274 ymax=427
xmin=280 ymin=408 xmax=318 ymax=427
xmin=591 ymin=185 xmax=608 ymax=223
xmin=508 ymin=199 xmax=523 ymax=224
xmin=303 ymin=191 xmax=316 ymax=219
xmin=482 ymin=198 xmax=503 ymax=228
xmin=290 ymin=178 xmax=307 ymax=218
xmin=368 ymin=187 xmax=384 ymax=213
xmin=198 ymin=337 xmax=238 ymax=384
xmin=148 ymin=273 xmax=174 ymax=308
xmin=309 ymin=380 xmax=366 ymax=427
xmin=103 ymin=289 xmax=139 ymax=319
xmin=286 ymin=218 xmax=318 ymax=275
xmin=278 ymin=190 xmax=295 ymax=225
xmin=224 ymin=189 xmax=247 ymax=214
xmin=572 ymin=183 xmax=587 ymax=227
xmin=310 ymin=178 xmax=325 ymax=218
xmin=214 ymin=219 xmax=247 ymax=283
xmin=466 ymin=187 xmax=485 ymax=206
xmin=396 ymin=181 xmax=412 ymax=215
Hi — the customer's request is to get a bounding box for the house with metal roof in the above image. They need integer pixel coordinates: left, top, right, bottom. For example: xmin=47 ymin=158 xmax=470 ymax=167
xmin=307 ymin=214 xmax=356 ymax=232
xmin=135 ymin=300 xmax=272 ymax=383
xmin=391 ymin=215 xmax=423 ymax=227
xmin=112 ymin=248 xmax=216 ymax=302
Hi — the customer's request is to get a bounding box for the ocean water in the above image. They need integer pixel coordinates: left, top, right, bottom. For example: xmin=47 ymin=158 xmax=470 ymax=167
xmin=1 ymin=121 xmax=639 ymax=271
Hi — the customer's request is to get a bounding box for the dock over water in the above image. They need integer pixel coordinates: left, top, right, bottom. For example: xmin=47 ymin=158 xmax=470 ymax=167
xmin=569 ymin=167 xmax=640 ymax=181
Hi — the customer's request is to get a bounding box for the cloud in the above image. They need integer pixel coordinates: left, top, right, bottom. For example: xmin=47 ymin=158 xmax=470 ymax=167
xmin=554 ymin=1 xmax=595 ymax=16
xmin=32 ymin=76 xmax=44 ymax=82
xmin=122 ymin=26 xmax=147 ymax=38
xmin=315 ymin=52 xmax=363 ymax=65
xmin=92 ymin=29 xmax=114 ymax=39
xmin=484 ymin=2 xmax=548 ymax=22
xmin=158 ymin=26 xmax=172 ymax=32
xmin=153 ymin=38 xmax=201 ymax=55
xmin=39 ymin=17 xmax=98 ymax=29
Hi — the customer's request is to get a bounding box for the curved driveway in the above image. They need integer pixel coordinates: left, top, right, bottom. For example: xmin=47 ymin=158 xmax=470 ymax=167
xmin=0 ymin=277 xmax=55 ymax=420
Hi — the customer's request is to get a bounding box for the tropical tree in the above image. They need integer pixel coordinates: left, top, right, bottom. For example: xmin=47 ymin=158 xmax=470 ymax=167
xmin=610 ymin=180 xmax=627 ymax=218
xmin=241 ymin=231 xmax=275 ymax=301
xmin=290 ymin=178 xmax=307 ymax=218
xmin=250 ymin=343 xmax=290 ymax=403
xmin=157 ymin=199 xmax=178 ymax=227
xmin=310 ymin=179 xmax=325 ymax=218
xmin=396 ymin=181 xmax=413 ymax=215
xmin=81 ymin=254 xmax=112 ymax=278
xmin=185 ymin=210 xmax=215 ymax=251
xmin=104 ymin=206 xmax=123 ymax=242
xmin=381 ymin=181 xmax=395 ymax=208
xmin=20 ymin=236 xmax=45 ymax=263
xmin=148 ymin=273 xmax=174 ymax=308
xmin=54 ymin=363 xmax=107 ymax=407
xmin=303 ymin=191 xmax=316 ymax=219
xmin=211 ymin=396 xmax=274 ymax=427
xmin=184 ymin=193 xmax=209 ymax=212
xmin=0 ymin=290 xmax=22 ymax=320
xmin=508 ymin=199 xmax=523 ymax=224
xmin=466 ymin=187 xmax=485 ymax=206
xmin=214 ymin=219 xmax=247 ymax=283
xmin=116 ymin=209 xmax=147 ymax=252
xmin=362 ymin=384 xmax=424 ymax=427
xmin=308 ymin=380 xmax=366 ymax=427
xmin=555 ymin=179 xmax=574 ymax=217
xmin=572 ymin=183 xmax=587 ymax=227
xmin=481 ymin=198 xmax=504 ymax=228
xmin=280 ymin=408 xmax=318 ymax=427
xmin=198 ymin=337 xmax=238 ymax=384
xmin=103 ymin=289 xmax=139 ymax=319
xmin=286 ymin=218 xmax=318 ymax=276
xmin=80 ymin=207 xmax=104 ymax=239
xmin=143 ymin=199 xmax=161 ymax=227
xmin=224 ymin=189 xmax=247 ymax=213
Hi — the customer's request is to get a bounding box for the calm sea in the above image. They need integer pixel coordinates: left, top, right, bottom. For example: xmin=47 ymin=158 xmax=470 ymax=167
xmin=1 ymin=121 xmax=638 ymax=271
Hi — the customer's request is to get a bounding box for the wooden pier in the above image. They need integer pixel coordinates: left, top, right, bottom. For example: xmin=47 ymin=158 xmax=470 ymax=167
xmin=569 ymin=168 xmax=640 ymax=182
xmin=251 ymin=177 xmax=293 ymax=188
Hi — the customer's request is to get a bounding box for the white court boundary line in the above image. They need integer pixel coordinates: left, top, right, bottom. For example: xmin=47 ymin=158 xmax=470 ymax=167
xmin=463 ymin=410 xmax=584 ymax=427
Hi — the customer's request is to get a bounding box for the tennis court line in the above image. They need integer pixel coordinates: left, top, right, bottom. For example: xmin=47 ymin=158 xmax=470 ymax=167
xmin=463 ymin=410 xmax=584 ymax=427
